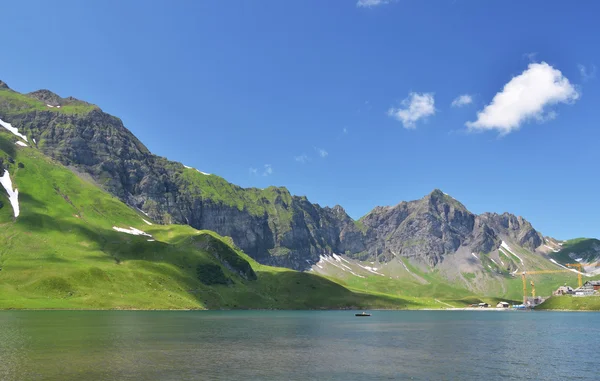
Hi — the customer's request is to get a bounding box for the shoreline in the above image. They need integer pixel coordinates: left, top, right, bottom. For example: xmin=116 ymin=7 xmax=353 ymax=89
xmin=0 ymin=307 xmax=595 ymax=312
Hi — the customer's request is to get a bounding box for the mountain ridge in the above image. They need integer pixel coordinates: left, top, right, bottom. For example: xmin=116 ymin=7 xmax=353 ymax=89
xmin=0 ymin=81 xmax=572 ymax=272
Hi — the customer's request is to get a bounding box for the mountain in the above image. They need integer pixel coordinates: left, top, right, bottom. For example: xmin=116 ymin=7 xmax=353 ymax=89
xmin=0 ymin=113 xmax=423 ymax=309
xmin=1 ymin=80 xmax=598 ymax=307
xmin=0 ymin=82 xmax=547 ymax=271
xmin=1 ymin=82 xmax=368 ymax=270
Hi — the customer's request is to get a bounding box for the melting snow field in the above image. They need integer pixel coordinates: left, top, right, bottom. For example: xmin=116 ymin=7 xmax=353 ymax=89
xmin=15 ymin=141 xmax=27 ymax=147
xmin=316 ymin=254 xmax=366 ymax=278
xmin=184 ymin=165 xmax=210 ymax=175
xmin=501 ymin=241 xmax=523 ymax=264
xmin=471 ymin=253 xmax=478 ymax=260
xmin=112 ymin=226 xmax=152 ymax=237
xmin=357 ymin=263 xmax=385 ymax=276
xmin=550 ymin=258 xmax=568 ymax=269
xmin=0 ymin=170 xmax=19 ymax=217
xmin=0 ymin=118 xmax=28 ymax=142
xmin=548 ymin=258 xmax=589 ymax=276
xmin=142 ymin=218 xmax=153 ymax=225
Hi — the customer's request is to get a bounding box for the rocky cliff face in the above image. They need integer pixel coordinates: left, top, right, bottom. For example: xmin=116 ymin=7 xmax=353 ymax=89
xmin=0 ymin=82 xmax=547 ymax=270
xmin=349 ymin=190 xmax=543 ymax=267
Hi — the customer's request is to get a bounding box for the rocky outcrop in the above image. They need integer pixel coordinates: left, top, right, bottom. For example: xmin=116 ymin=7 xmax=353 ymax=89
xmin=478 ymin=212 xmax=543 ymax=250
xmin=0 ymin=82 xmax=547 ymax=270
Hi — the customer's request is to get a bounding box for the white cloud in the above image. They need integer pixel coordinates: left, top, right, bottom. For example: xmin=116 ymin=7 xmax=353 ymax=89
xmin=263 ymin=164 xmax=273 ymax=176
xmin=578 ymin=64 xmax=596 ymax=82
xmin=295 ymin=154 xmax=309 ymax=163
xmin=343 ymin=127 xmax=348 ymax=134
xmin=313 ymin=148 xmax=328 ymax=158
xmin=249 ymin=167 xmax=258 ymax=175
xmin=466 ymin=62 xmax=579 ymax=135
xmin=451 ymin=94 xmax=473 ymax=108
xmin=387 ymin=92 xmax=436 ymax=129
xmin=357 ymin=0 xmax=390 ymax=7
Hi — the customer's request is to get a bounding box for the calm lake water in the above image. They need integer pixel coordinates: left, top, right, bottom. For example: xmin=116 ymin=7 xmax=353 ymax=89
xmin=0 ymin=310 xmax=597 ymax=380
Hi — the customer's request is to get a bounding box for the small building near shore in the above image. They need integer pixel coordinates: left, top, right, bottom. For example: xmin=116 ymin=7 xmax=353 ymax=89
xmin=553 ymin=285 xmax=574 ymax=296
xmin=478 ymin=302 xmax=489 ymax=308
xmin=574 ymin=281 xmax=600 ymax=296
xmin=585 ymin=280 xmax=600 ymax=291
xmin=496 ymin=302 xmax=510 ymax=308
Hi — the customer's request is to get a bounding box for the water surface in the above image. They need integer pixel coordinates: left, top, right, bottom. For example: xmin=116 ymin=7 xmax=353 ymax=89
xmin=0 ymin=310 xmax=597 ymax=380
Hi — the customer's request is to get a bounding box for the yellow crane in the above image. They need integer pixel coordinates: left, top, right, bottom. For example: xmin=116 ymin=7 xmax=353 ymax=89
xmin=520 ymin=263 xmax=599 ymax=304
xmin=566 ymin=263 xmax=586 ymax=288
xmin=520 ymin=269 xmax=573 ymax=304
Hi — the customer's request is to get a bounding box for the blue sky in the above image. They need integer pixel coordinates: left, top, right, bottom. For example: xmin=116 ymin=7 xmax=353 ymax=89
xmin=1 ymin=0 xmax=598 ymax=239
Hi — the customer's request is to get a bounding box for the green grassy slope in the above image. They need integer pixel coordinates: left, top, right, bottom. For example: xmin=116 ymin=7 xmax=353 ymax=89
xmin=550 ymin=238 xmax=600 ymax=265
xmin=0 ymin=88 xmax=97 ymax=116
xmin=536 ymin=296 xmax=600 ymax=311
xmin=0 ymin=132 xmax=419 ymax=310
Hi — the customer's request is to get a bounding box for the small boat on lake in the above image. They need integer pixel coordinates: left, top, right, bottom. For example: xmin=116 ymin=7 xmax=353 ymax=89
xmin=355 ymin=312 xmax=371 ymax=317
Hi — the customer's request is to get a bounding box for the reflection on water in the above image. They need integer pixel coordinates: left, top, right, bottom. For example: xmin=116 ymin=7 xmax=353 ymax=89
xmin=0 ymin=310 xmax=598 ymax=380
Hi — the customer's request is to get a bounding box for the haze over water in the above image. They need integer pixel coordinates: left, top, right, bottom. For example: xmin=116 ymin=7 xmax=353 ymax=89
xmin=0 ymin=310 xmax=596 ymax=380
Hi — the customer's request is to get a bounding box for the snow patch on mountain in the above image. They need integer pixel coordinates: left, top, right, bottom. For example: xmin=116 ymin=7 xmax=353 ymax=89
xmin=112 ymin=226 xmax=152 ymax=237
xmin=0 ymin=118 xmax=28 ymax=142
xmin=0 ymin=170 xmax=19 ymax=217
xmin=501 ymin=241 xmax=523 ymax=264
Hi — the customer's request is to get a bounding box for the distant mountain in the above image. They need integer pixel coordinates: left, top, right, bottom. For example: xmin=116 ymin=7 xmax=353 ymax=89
xmin=0 ymin=81 xmax=583 ymax=280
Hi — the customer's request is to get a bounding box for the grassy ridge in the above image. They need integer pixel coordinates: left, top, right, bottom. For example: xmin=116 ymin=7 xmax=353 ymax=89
xmin=0 ymin=89 xmax=97 ymax=116
xmin=177 ymin=168 xmax=295 ymax=233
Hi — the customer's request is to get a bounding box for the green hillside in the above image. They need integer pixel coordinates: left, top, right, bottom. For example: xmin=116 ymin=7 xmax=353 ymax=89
xmin=0 ymin=131 xmax=422 ymax=310
xmin=550 ymin=238 xmax=600 ymax=265
xmin=536 ymin=296 xmax=600 ymax=311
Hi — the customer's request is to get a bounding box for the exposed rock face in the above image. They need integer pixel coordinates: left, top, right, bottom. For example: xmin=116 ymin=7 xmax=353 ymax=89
xmin=356 ymin=190 xmax=476 ymax=266
xmin=0 ymin=84 xmax=547 ymax=270
xmin=478 ymin=212 xmax=543 ymax=250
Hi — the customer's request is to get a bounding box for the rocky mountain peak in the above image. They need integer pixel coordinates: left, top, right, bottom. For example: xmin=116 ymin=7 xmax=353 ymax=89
xmin=478 ymin=212 xmax=543 ymax=250
xmin=25 ymin=89 xmax=92 ymax=108
xmin=0 ymin=80 xmax=10 ymax=90
xmin=330 ymin=204 xmax=349 ymax=218
xmin=27 ymin=89 xmax=63 ymax=106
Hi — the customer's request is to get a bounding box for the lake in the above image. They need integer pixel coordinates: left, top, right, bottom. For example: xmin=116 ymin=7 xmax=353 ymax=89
xmin=0 ymin=310 xmax=597 ymax=380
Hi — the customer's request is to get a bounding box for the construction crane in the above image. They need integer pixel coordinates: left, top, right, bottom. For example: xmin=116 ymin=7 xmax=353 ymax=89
xmin=566 ymin=263 xmax=588 ymax=288
xmin=519 ymin=263 xmax=599 ymax=305
xmin=520 ymin=270 xmax=573 ymax=304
